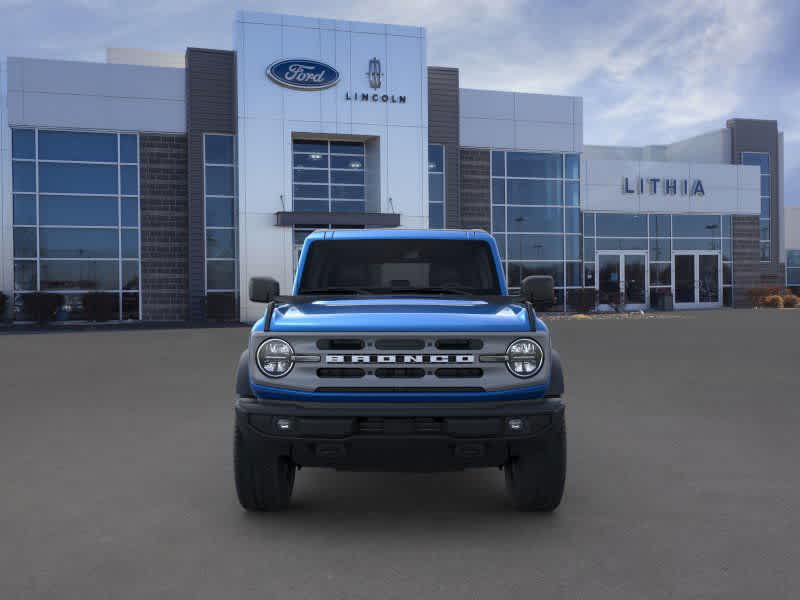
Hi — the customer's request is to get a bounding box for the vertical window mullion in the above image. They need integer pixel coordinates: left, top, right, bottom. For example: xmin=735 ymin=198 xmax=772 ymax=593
xmin=35 ymin=128 xmax=41 ymax=293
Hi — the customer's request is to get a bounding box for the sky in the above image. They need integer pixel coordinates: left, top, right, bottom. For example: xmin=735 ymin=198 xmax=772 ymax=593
xmin=1 ymin=0 xmax=798 ymax=204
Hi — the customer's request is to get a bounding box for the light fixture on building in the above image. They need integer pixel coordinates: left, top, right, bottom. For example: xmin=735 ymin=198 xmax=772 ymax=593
xmin=310 ymin=153 xmax=322 ymax=160
xmin=349 ymin=160 xmax=362 ymax=169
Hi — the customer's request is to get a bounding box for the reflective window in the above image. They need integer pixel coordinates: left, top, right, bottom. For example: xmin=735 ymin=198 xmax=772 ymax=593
xmin=507 ymin=207 xmax=563 ymax=233
xmin=491 ymin=151 xmax=505 ymax=177
xmin=40 ymin=260 xmax=119 ymax=291
xmin=649 ymin=214 xmax=671 ymax=238
xmin=121 ymin=198 xmax=139 ymax=227
xmin=507 ymin=180 xmax=562 ymax=205
xmin=205 ymin=135 xmax=234 ymax=164
xmin=204 ymin=134 xmax=238 ymax=294
xmin=40 ymin=228 xmax=118 ymax=258
xmin=649 ymin=238 xmax=671 ymax=261
xmin=787 ymin=251 xmax=800 ymax=286
xmin=508 ymin=235 xmax=564 ymax=261
xmin=583 ymin=211 xmax=733 ymax=306
xmin=12 ymin=162 xmax=35 ymax=192
xmin=13 ymin=194 xmax=36 ymax=225
xmin=565 ymin=154 xmax=580 ymax=180
xmin=507 ymin=152 xmax=562 ymax=178
xmin=39 ymin=163 xmax=118 ymax=194
xmin=428 ymin=144 xmax=445 ymax=228
xmin=596 ymin=213 xmax=647 ymax=237
xmin=14 ymin=261 xmax=37 ymax=291
xmin=292 ymin=139 xmax=365 ymax=215
xmin=120 ymin=134 xmax=138 ymax=163
xmin=10 ymin=129 xmax=141 ymax=319
xmin=206 ymin=229 xmax=236 ymax=259
xmin=13 ymin=228 xmax=37 ymax=258
xmin=12 ymin=129 xmax=35 ymax=159
xmin=742 ymin=151 xmax=770 ymax=260
xmin=40 ymin=195 xmax=118 ymax=226
xmin=673 ymin=214 xmax=720 ymax=237
xmin=38 ymin=131 xmax=118 ymax=162
xmin=490 ymin=150 xmax=580 ymax=309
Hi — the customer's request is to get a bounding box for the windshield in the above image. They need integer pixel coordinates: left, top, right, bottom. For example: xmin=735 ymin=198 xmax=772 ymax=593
xmin=297 ymin=239 xmax=501 ymax=295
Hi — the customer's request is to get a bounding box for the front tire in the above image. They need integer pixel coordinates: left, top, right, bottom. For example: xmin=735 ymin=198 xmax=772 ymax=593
xmin=234 ymin=425 xmax=295 ymax=511
xmin=504 ymin=429 xmax=566 ymax=512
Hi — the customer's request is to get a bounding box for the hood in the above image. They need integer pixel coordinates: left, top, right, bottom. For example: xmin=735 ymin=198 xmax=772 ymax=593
xmin=267 ymin=298 xmax=532 ymax=332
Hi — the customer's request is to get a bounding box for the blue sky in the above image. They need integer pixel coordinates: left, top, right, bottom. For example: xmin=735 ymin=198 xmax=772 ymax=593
xmin=2 ymin=0 xmax=797 ymax=204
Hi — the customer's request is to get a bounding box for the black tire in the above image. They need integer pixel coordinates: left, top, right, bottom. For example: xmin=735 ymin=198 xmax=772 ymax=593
xmin=504 ymin=429 xmax=566 ymax=512
xmin=234 ymin=425 xmax=295 ymax=511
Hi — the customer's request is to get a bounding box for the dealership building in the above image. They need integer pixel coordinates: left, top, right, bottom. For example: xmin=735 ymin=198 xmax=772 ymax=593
xmin=0 ymin=10 xmax=794 ymax=323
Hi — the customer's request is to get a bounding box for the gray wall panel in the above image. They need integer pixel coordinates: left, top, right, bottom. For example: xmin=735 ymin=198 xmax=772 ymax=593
xmin=186 ymin=48 xmax=237 ymax=321
xmin=427 ymin=67 xmax=460 ymax=228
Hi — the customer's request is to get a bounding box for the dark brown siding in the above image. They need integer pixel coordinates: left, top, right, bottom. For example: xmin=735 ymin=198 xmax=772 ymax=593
xmin=732 ymin=215 xmax=760 ymax=307
xmin=727 ymin=118 xmax=785 ymax=287
xmin=459 ymin=149 xmax=490 ymax=231
xmin=427 ymin=67 xmax=460 ymax=227
xmin=139 ymin=134 xmax=189 ymax=321
xmin=186 ymin=48 xmax=237 ymax=321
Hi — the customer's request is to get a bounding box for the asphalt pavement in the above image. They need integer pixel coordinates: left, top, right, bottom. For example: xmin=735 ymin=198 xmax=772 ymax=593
xmin=1 ymin=309 xmax=799 ymax=599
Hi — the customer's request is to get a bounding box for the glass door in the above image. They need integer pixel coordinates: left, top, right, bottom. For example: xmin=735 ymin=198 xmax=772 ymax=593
xmin=672 ymin=252 xmax=721 ymax=309
xmin=596 ymin=252 xmax=648 ymax=311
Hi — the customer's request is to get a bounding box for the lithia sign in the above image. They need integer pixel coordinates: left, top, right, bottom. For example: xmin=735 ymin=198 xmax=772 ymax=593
xmin=623 ymin=177 xmax=705 ymax=196
xmin=266 ymin=57 xmax=406 ymax=103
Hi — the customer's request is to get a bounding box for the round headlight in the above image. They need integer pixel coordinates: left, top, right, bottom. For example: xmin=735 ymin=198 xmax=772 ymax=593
xmin=506 ymin=338 xmax=544 ymax=378
xmin=256 ymin=338 xmax=295 ymax=378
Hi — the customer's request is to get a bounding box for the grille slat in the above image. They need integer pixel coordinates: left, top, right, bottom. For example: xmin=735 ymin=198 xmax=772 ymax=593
xmin=375 ymin=338 xmax=426 ymax=350
xmin=317 ymin=368 xmax=365 ymax=378
xmin=435 ymin=368 xmax=484 ymax=378
xmin=375 ymin=367 xmax=425 ymax=379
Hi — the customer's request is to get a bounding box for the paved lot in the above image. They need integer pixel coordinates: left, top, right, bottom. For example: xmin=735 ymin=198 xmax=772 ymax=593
xmin=2 ymin=309 xmax=799 ymax=599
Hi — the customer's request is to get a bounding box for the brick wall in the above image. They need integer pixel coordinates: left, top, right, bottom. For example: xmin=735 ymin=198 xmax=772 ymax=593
xmin=139 ymin=134 xmax=189 ymax=321
xmin=459 ymin=149 xmax=490 ymax=230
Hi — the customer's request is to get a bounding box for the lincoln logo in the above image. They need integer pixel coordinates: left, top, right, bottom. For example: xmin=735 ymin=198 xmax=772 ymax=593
xmin=266 ymin=59 xmax=341 ymax=90
xmin=367 ymin=57 xmax=382 ymax=89
xmin=326 ymin=354 xmax=474 ymax=364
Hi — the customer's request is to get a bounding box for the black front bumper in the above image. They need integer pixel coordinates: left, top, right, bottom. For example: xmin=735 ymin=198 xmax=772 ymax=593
xmin=235 ymin=397 xmax=565 ymax=472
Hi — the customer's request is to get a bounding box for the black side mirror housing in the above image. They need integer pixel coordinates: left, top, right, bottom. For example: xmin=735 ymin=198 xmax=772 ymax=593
xmin=520 ymin=275 xmax=555 ymax=310
xmin=249 ymin=277 xmax=280 ymax=303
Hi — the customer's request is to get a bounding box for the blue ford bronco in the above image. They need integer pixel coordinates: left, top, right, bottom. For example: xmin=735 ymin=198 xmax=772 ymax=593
xmin=234 ymin=229 xmax=566 ymax=511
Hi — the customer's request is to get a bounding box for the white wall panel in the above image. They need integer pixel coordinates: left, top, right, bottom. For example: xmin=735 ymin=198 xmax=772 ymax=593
xmin=459 ymin=88 xmax=581 ymax=153
xmin=514 ymin=121 xmax=574 ymax=152
xmin=235 ymin=11 xmax=428 ymax=315
xmin=584 ymin=157 xmax=758 ymax=215
xmin=459 ymin=117 xmax=514 ymax=149
xmin=460 ymin=89 xmax=514 ymax=120
xmin=7 ymin=57 xmax=185 ymax=132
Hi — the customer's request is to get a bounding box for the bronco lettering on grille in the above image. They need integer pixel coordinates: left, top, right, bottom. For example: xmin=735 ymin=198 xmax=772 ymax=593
xmin=326 ymin=354 xmax=475 ymax=364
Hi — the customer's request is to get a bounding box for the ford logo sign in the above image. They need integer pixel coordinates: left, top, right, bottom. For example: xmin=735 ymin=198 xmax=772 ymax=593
xmin=267 ymin=59 xmax=340 ymax=90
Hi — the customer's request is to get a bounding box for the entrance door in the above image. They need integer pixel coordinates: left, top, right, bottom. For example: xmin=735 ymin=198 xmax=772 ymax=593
xmin=672 ymin=252 xmax=721 ymax=309
xmin=596 ymin=252 xmax=648 ymax=311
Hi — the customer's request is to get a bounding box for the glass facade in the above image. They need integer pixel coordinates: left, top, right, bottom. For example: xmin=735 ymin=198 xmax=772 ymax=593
xmin=428 ymin=144 xmax=444 ymax=228
xmin=204 ymin=134 xmax=238 ymax=297
xmin=788 ymin=250 xmax=800 ymax=288
xmin=292 ymin=140 xmax=365 ymax=213
xmin=583 ymin=212 xmax=734 ymax=307
xmin=742 ymin=152 xmax=771 ymax=261
xmin=490 ymin=150 xmax=581 ymax=309
xmin=11 ymin=128 xmax=141 ymax=320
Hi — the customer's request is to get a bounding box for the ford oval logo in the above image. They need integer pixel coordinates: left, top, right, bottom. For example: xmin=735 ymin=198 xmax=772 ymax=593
xmin=267 ymin=59 xmax=340 ymax=90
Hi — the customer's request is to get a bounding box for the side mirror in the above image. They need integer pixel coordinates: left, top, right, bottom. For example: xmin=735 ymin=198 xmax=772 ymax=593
xmin=520 ymin=275 xmax=554 ymax=310
xmin=249 ymin=277 xmax=280 ymax=303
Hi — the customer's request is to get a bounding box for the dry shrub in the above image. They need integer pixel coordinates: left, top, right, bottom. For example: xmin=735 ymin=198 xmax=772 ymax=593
xmin=762 ymin=295 xmax=784 ymax=309
xmin=782 ymin=294 xmax=799 ymax=308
